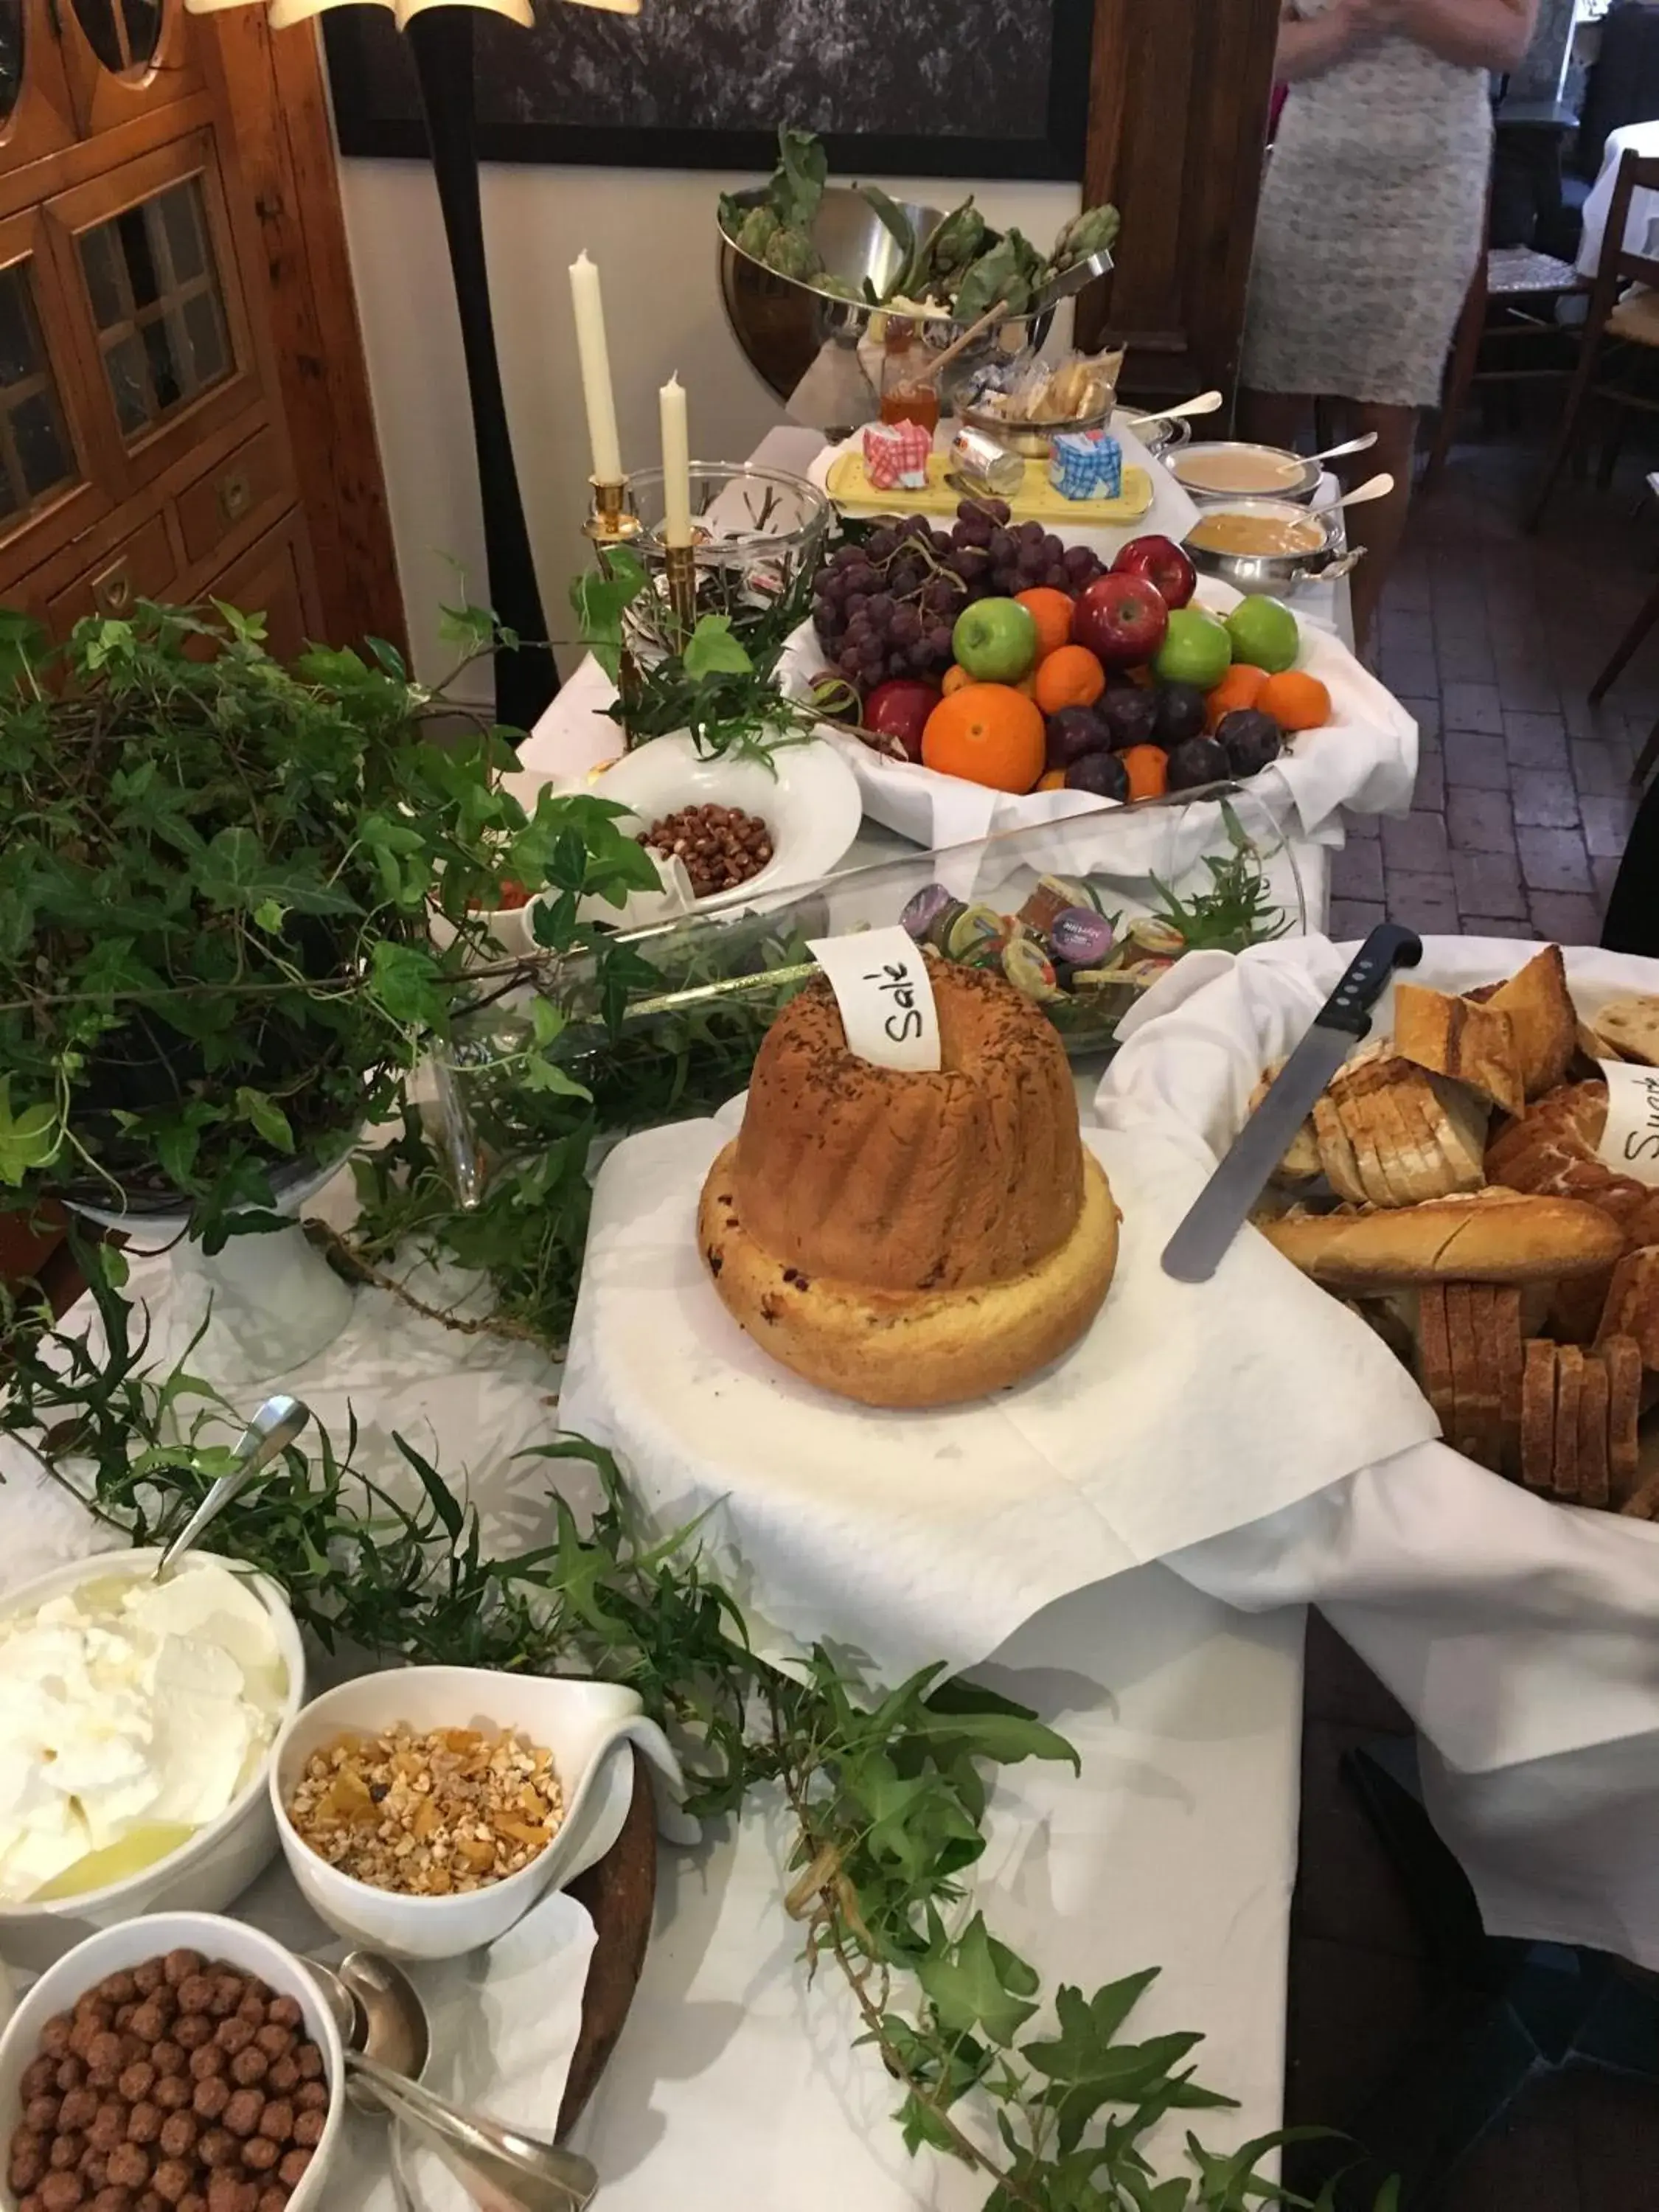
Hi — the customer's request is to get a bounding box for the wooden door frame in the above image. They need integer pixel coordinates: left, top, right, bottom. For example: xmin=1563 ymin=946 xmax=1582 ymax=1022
xmin=201 ymin=9 xmax=406 ymax=659
xmin=1077 ymin=0 xmax=1280 ymax=404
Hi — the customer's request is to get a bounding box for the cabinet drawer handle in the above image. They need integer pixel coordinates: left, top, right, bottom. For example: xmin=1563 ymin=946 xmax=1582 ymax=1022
xmin=219 ymin=469 xmax=251 ymax=521
xmin=91 ymin=559 xmax=133 ymax=617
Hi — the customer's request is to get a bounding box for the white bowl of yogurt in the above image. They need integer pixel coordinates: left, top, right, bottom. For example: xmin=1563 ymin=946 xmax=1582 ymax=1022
xmin=0 ymin=1551 xmax=305 ymax=1972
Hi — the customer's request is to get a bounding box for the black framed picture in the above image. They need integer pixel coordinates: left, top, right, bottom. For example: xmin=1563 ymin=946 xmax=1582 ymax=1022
xmin=324 ymin=0 xmax=1093 ymax=181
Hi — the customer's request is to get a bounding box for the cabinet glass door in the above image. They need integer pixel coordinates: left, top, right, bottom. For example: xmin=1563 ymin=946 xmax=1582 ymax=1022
xmin=0 ymin=206 xmax=112 ymax=568
xmin=60 ymin=0 xmax=202 ymax=136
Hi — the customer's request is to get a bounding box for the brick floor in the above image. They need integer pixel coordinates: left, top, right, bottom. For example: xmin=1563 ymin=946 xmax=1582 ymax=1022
xmin=1348 ymin=438 xmax=1659 ymax=945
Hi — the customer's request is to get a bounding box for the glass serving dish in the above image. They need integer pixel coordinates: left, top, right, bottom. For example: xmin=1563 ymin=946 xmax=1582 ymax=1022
xmin=620 ymin=462 xmax=830 ymax=660
xmin=439 ymin=797 xmax=1307 ymax=1161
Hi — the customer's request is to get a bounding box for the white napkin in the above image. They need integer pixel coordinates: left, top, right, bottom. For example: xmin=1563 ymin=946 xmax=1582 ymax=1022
xmin=557 ymin=1113 xmax=1437 ymax=1682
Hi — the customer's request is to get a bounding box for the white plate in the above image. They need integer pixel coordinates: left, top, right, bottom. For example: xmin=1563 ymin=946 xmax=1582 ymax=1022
xmin=573 ymin=731 xmax=863 ymax=914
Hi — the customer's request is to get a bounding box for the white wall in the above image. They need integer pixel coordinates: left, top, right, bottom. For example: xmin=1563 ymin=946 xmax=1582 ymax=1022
xmin=336 ymin=159 xmax=1079 ymax=702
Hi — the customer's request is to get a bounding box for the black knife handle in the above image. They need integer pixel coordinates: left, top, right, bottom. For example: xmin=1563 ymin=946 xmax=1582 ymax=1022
xmin=1324 ymin=922 xmax=1424 ymax=1036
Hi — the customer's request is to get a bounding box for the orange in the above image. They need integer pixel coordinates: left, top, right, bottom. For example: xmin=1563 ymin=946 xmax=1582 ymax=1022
xmin=1257 ymin=670 xmax=1332 ymax=732
xmin=1037 ymin=768 xmax=1067 ymax=791
xmin=922 ymin=684 xmax=1046 ymax=794
xmin=1015 ymin=674 xmax=1038 ymax=700
xmin=1119 ymin=743 xmax=1169 ymax=801
xmin=1033 ymin=644 xmax=1107 ymax=716
xmin=1015 ymin=586 xmax=1075 ymax=661
xmin=941 ymin=663 xmax=974 ymax=697
xmin=1205 ymin=664 xmax=1270 ymax=732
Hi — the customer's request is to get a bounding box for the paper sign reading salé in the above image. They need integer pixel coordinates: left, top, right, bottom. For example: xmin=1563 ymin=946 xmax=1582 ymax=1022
xmin=1596 ymin=1058 xmax=1659 ymax=1186
xmin=807 ymin=927 xmax=942 ymax=1073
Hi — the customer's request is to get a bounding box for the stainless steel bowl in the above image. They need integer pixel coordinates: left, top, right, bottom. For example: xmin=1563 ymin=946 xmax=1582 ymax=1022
xmin=1183 ymin=498 xmax=1363 ymax=597
xmin=937 ymin=350 xmax=1119 ymax=460
xmin=717 ymin=186 xmax=1052 ymax=435
xmin=1168 ymin=441 xmax=1323 ymax=507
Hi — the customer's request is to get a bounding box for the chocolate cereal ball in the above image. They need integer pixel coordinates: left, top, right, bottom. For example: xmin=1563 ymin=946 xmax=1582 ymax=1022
xmin=219 ymin=2092 xmax=262 ymax=2142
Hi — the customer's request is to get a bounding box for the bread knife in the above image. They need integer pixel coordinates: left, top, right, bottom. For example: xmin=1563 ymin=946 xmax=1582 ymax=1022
xmin=1160 ymin=923 xmax=1424 ymax=1284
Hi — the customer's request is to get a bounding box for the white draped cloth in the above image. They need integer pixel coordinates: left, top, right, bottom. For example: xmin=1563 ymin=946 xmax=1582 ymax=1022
xmin=1099 ymin=934 xmax=1659 ymax=1966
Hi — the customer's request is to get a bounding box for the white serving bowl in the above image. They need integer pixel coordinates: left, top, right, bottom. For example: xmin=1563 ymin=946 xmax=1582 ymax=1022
xmin=271 ymin=1668 xmax=647 ymax=1961
xmin=576 ymin=731 xmax=863 ymax=913
xmin=0 ymin=1551 xmax=306 ymax=1974
xmin=0 ymin=1911 xmax=344 ymax=2212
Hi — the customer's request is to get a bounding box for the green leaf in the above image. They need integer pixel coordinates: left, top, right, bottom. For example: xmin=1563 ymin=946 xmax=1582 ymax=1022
xmin=234 ymin=1087 xmax=295 ymax=1155
xmin=252 ymin=900 xmax=288 ymax=935
xmin=569 ymin=553 xmax=647 ymax=686
xmin=396 ymin=1435 xmax=465 ymax=1540
xmin=772 ymin=124 xmax=828 ymax=230
xmin=369 ymin=940 xmax=452 ymax=1032
xmin=196 ymin=827 xmax=361 ymax=918
xmin=858 ymin=183 xmax=917 ymax=296
xmin=681 ymin=615 xmax=754 ymax=683
xmin=914 ymin=1913 xmax=1039 ymax=2047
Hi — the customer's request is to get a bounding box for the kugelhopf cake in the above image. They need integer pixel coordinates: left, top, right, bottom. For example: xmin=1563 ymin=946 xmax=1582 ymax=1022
xmin=698 ymin=957 xmax=1119 ymax=1407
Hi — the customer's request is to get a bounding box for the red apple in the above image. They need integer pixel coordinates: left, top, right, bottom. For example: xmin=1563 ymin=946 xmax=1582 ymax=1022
xmin=1113 ymin=534 xmax=1197 ymax=611
xmin=1071 ymin=574 xmax=1170 ymax=671
xmin=863 ymin=678 xmax=942 ymax=762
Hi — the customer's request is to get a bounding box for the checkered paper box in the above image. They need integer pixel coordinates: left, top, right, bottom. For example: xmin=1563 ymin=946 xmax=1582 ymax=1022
xmin=1048 ymin=430 xmax=1123 ymax=501
xmin=863 ymin=420 xmax=932 ymax=490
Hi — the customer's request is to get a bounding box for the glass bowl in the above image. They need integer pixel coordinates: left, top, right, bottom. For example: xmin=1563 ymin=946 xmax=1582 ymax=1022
xmin=621 ymin=462 xmax=831 ymax=659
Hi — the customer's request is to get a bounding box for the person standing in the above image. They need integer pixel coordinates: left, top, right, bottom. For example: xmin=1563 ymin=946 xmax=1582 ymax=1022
xmin=1239 ymin=0 xmax=1540 ymax=647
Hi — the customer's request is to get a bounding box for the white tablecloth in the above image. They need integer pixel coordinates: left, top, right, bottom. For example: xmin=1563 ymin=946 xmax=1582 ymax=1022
xmin=1100 ymin=933 xmax=1659 ymax=1967
xmin=0 ymin=1226 xmax=1302 ymax=2190
xmin=1576 ymin=119 xmax=1659 ymax=279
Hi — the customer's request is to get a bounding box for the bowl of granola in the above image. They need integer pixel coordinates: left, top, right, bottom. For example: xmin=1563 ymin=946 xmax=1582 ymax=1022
xmin=269 ymin=1670 xmax=650 ymax=1959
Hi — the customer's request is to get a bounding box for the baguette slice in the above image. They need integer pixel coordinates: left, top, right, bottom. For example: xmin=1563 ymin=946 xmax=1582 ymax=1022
xmin=1372 ymin=1085 xmax=1455 ymax=1207
xmin=1335 ymin=1088 xmax=1405 ymax=1208
xmin=1446 ymin=1284 xmax=1483 ymax=1464
xmin=1553 ymin=1345 xmax=1585 ymax=1500
xmin=1589 ymin=994 xmax=1659 ymax=1069
xmin=1579 ymin=1354 xmax=1611 ymax=1509
xmin=1486 ymin=945 xmax=1577 ymax=1101
xmin=1493 ymin=1287 xmax=1524 ymax=1480
xmin=1601 ymin=1333 xmax=1643 ymax=1502
xmin=1249 ymin=1064 xmax=1323 ymax=1181
xmin=1417 ymin=1284 xmax=1455 ymax=1437
xmin=1596 ymin=1246 xmax=1659 ymax=1369
xmin=1259 ymin=1189 xmax=1624 ymax=1290
xmin=1312 ymin=1092 xmax=1369 ymax=1204
xmin=1394 ymin=981 xmax=1525 ymax=1118
xmin=1521 ymin=1340 xmax=1557 ymax=1491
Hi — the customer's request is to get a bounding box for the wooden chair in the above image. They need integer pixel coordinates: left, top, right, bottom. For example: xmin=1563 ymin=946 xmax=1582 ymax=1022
xmin=1590 ymin=469 xmax=1659 ymax=785
xmin=1422 ymin=243 xmax=1585 ymax=493
xmin=1527 ymin=150 xmax=1659 ymax=530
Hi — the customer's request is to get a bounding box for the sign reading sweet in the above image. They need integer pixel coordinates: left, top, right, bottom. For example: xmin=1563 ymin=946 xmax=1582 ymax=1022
xmin=807 ymin=927 xmax=942 ymax=1073
xmin=1596 ymin=1058 xmax=1659 ymax=1186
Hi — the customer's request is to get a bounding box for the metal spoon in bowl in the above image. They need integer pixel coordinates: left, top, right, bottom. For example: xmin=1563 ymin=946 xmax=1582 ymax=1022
xmin=1329 ymin=471 xmax=1396 ymax=512
xmin=1305 ymin=428 xmax=1380 ymax=468
xmin=306 ymin=1953 xmax=599 ymax=2212
xmin=154 ymin=1394 xmax=310 ymax=1579
xmin=1124 ymin=389 xmax=1225 ymax=431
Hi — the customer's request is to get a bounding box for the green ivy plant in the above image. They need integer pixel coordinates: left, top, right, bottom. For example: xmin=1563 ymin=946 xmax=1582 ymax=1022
xmin=0 ymin=1261 xmax=1392 ymax=2212
xmin=0 ymin=601 xmax=656 ymax=1248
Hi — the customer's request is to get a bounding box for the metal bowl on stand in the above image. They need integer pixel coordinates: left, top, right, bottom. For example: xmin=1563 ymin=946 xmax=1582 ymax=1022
xmin=1166 ymin=441 xmax=1324 ymax=507
xmin=717 ymin=186 xmax=1054 ymax=437
xmin=1183 ymin=498 xmax=1363 ymax=597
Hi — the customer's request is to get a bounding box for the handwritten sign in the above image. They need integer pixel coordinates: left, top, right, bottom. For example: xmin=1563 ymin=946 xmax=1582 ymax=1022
xmin=1596 ymin=1059 xmax=1659 ymax=1186
xmin=807 ymin=927 xmax=942 ymax=1074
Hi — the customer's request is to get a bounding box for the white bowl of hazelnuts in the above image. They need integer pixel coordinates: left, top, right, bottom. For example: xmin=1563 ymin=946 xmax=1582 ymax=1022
xmin=0 ymin=1910 xmax=344 ymax=2212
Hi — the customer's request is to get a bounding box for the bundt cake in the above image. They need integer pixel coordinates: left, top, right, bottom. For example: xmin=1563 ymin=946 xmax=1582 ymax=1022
xmin=697 ymin=956 xmax=1119 ymax=1407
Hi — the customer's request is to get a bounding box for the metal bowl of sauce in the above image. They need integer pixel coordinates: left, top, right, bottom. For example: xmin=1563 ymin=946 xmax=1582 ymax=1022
xmin=1184 ymin=498 xmax=1363 ymax=596
xmin=1169 ymin=440 xmax=1322 ymax=506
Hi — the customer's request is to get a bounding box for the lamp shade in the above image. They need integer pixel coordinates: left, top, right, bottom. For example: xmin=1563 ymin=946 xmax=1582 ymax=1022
xmin=184 ymin=0 xmax=640 ymax=20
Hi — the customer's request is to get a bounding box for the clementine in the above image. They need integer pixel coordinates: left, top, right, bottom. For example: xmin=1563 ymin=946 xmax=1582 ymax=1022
xmin=941 ymin=663 xmax=974 ymax=697
xmin=1257 ymin=670 xmax=1332 ymax=732
xmin=1033 ymin=643 xmax=1107 ymax=716
xmin=1015 ymin=586 xmax=1076 ymax=661
xmin=1119 ymin=743 xmax=1169 ymax=801
xmin=1205 ymin=663 xmax=1270 ymax=732
xmin=922 ymin=684 xmax=1046 ymax=794
xmin=1037 ymin=769 xmax=1067 ymax=791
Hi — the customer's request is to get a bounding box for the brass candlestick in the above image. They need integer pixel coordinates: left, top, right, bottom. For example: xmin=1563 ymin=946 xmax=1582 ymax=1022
xmin=663 ymin=539 xmax=698 ymax=646
xmin=582 ymin=474 xmax=644 ymax=745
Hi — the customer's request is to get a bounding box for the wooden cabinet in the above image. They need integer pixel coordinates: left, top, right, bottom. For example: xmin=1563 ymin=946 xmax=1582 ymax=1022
xmin=1077 ymin=0 xmax=1281 ymax=404
xmin=0 ymin=0 xmax=322 ymax=650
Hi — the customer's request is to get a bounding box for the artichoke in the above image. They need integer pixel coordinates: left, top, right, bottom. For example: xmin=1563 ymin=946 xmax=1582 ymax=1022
xmin=926 ymin=198 xmax=987 ymax=276
xmin=736 ymin=205 xmax=782 ymax=260
xmin=1052 ymin=203 xmax=1121 ymax=270
xmin=764 ymin=228 xmax=824 ymax=282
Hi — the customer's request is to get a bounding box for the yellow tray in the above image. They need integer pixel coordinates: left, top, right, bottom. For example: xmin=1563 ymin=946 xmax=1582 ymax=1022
xmin=825 ymin=448 xmax=1155 ymax=526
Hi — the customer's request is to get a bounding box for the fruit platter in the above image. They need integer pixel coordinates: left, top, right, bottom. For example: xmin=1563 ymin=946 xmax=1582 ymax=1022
xmin=779 ymin=493 xmax=1417 ymax=852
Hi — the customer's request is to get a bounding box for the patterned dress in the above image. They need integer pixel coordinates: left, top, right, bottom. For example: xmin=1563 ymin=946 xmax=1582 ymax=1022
xmin=1240 ymin=0 xmax=1493 ymax=409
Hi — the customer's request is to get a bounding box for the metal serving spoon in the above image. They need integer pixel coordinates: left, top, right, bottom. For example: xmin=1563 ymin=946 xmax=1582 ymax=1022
xmin=306 ymin=1954 xmax=599 ymax=2212
xmin=1124 ymin=388 xmax=1224 ymax=429
xmin=1305 ymin=428 xmax=1379 ymax=468
xmin=154 ymin=1394 xmax=310 ymax=1579
xmin=1329 ymin=471 xmax=1396 ymax=512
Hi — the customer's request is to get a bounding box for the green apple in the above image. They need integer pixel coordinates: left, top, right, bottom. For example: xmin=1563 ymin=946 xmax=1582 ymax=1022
xmin=1153 ymin=606 xmax=1232 ymax=692
xmin=953 ymin=597 xmax=1039 ymax=684
xmin=1225 ymin=595 xmax=1300 ymax=675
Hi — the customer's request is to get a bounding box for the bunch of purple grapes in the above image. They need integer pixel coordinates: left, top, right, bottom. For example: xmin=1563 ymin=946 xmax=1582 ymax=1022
xmin=811 ymin=499 xmax=1107 ymax=698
